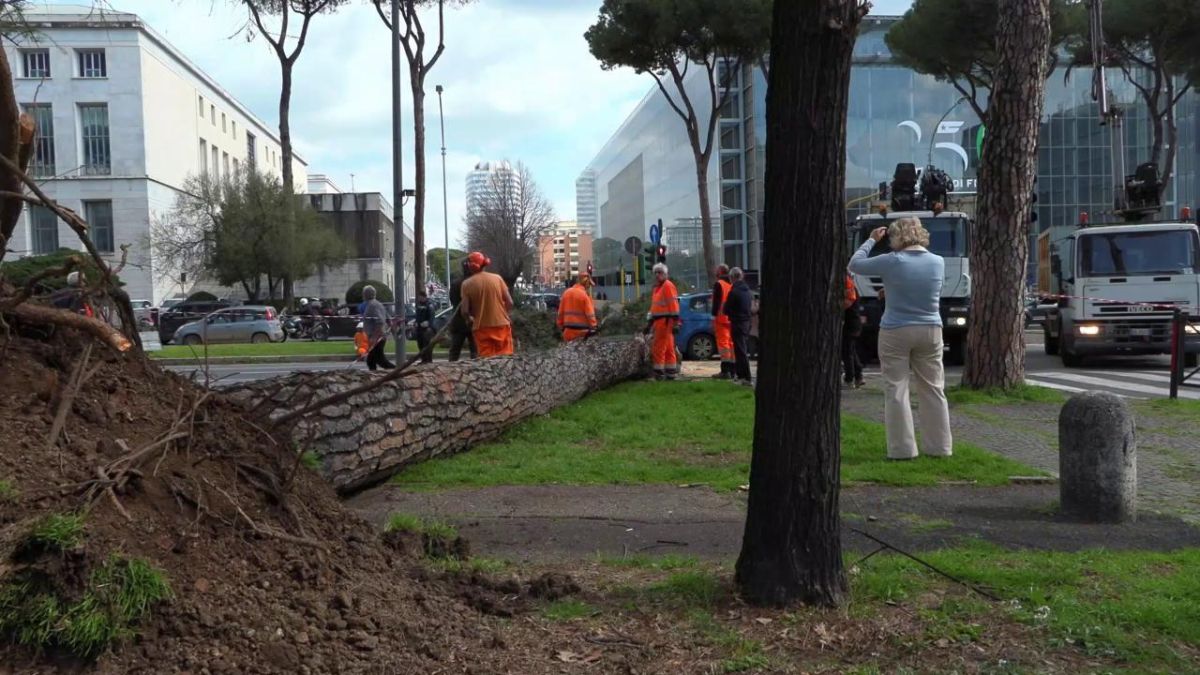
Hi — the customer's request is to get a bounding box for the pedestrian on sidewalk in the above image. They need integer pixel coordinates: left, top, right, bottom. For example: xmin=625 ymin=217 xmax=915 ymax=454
xmin=414 ymin=290 xmax=434 ymax=364
xmin=842 ymin=272 xmax=865 ymax=388
xmin=723 ymin=267 xmax=754 ymax=386
xmin=448 ymin=259 xmax=478 ymax=361
xmin=460 ymin=251 xmax=515 ymax=358
xmin=710 ymin=264 xmax=735 ymax=379
xmin=361 ymin=285 xmax=396 ymax=371
xmin=848 ymin=217 xmax=952 ymax=460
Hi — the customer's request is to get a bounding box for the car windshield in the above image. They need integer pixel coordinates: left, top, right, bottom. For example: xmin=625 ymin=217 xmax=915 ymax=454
xmin=857 ymin=216 xmax=969 ymax=258
xmin=1079 ymin=229 xmax=1198 ymax=277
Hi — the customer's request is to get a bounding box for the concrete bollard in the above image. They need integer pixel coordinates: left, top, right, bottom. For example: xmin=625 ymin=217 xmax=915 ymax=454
xmin=1058 ymin=391 xmax=1137 ymax=523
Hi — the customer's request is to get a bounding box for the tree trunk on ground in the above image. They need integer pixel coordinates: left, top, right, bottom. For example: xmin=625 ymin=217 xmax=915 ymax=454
xmin=279 ymin=63 xmax=295 ymax=307
xmin=734 ymin=0 xmax=863 ymax=608
xmin=412 ymin=83 xmax=427 ymax=294
xmin=225 ymin=337 xmax=649 ymax=493
xmin=962 ymin=0 xmax=1051 ymax=390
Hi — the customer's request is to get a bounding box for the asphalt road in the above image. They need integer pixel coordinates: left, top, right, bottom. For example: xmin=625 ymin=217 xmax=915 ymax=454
xmin=163 ymin=330 xmax=1196 ymax=400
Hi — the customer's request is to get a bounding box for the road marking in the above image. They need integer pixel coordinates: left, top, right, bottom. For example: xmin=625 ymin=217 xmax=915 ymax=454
xmin=1030 ymin=371 xmax=1200 ymax=400
xmin=1023 ymin=377 xmax=1093 ymax=395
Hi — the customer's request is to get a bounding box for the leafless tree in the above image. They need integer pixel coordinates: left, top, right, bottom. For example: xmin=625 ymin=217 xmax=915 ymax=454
xmin=464 ymin=162 xmax=555 ymax=289
xmin=148 ymin=173 xmax=224 ymax=295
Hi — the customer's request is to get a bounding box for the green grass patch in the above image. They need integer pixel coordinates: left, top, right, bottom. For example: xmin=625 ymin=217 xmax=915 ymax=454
xmin=686 ymin=610 xmax=771 ymax=673
xmin=391 ymin=381 xmax=1039 ymax=490
xmin=946 ymin=384 xmax=1066 ymax=406
xmin=0 ymin=480 xmax=15 ymax=502
xmin=29 ymin=513 xmax=85 ymax=551
xmin=300 ymin=451 xmax=321 ymax=471
xmin=851 ymin=543 xmax=1200 ymax=668
xmin=644 ymin=571 xmax=724 ymax=611
xmin=597 ymin=553 xmax=702 ymax=571
xmin=541 ymin=599 xmax=598 ymax=622
xmin=428 ymin=557 xmax=510 ymax=575
xmin=422 ymin=520 xmax=459 ymax=541
xmin=384 ymin=513 xmax=425 ymax=534
xmin=1136 ymin=397 xmax=1200 ymax=421
xmin=897 ymin=512 xmax=954 ymax=533
xmin=150 ymin=339 xmax=435 ymax=359
xmin=0 ymin=555 xmax=171 ymax=658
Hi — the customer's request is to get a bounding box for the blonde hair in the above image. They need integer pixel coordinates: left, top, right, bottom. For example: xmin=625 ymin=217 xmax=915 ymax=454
xmin=888 ymin=217 xmax=930 ymax=250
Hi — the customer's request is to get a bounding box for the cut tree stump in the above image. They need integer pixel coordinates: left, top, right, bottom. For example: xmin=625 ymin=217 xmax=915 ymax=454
xmin=226 ymin=337 xmax=649 ymax=493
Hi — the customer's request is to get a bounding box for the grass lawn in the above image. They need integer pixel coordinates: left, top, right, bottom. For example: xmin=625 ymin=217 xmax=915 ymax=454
xmin=392 ymin=380 xmax=1040 ymax=491
xmin=150 ymin=340 xmax=440 ymax=359
xmin=945 ymin=383 xmax=1067 ymax=406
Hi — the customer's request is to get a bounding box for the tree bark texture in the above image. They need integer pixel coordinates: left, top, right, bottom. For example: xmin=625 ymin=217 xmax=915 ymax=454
xmin=279 ymin=63 xmax=296 ymax=306
xmin=695 ymin=157 xmax=716 ymax=286
xmin=226 ymin=337 xmax=649 ymax=494
xmin=411 ymin=83 xmax=426 ymax=294
xmin=0 ymin=47 xmax=33 ymax=263
xmin=734 ymin=0 xmax=863 ymax=608
xmin=962 ymin=0 xmax=1051 ymax=390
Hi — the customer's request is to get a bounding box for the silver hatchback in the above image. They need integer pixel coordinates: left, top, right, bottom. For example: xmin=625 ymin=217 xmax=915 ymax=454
xmin=173 ymin=306 xmax=285 ymax=345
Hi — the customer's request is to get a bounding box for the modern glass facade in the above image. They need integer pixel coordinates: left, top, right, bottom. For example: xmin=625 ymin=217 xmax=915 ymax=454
xmin=581 ymin=15 xmax=1200 ymax=288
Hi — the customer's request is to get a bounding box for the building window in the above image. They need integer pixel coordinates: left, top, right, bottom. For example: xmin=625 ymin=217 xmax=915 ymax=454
xmin=246 ymin=132 xmax=256 ymax=168
xmin=221 ymin=113 xmax=226 ymax=133
xmin=78 ymin=104 xmax=110 ymax=175
xmin=211 ymin=146 xmax=219 ymax=180
xmin=21 ymin=49 xmax=50 ymax=78
xmin=231 ymin=120 xmax=237 ymax=138
xmin=210 ymin=104 xmax=215 ymax=125
xmin=222 ymin=151 xmax=229 ymax=175
xmin=77 ymin=49 xmax=106 ymax=78
xmin=199 ymin=139 xmax=207 ymax=173
xmin=198 ymin=95 xmax=204 ymax=116
xmin=31 ymin=205 xmax=58 ymax=254
xmin=85 ymin=200 xmax=114 ymax=253
xmin=232 ymin=157 xmax=239 ymax=175
xmin=24 ymin=104 xmax=54 ymax=177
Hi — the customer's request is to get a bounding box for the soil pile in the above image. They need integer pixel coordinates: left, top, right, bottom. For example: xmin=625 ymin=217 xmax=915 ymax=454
xmin=0 ymin=330 xmax=547 ymax=674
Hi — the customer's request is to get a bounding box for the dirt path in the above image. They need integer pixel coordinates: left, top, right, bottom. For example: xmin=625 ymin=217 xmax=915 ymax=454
xmin=346 ymin=483 xmax=1200 ymax=563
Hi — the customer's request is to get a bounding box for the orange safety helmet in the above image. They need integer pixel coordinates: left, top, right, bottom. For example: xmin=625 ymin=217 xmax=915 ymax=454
xmin=466 ymin=251 xmax=491 ymax=273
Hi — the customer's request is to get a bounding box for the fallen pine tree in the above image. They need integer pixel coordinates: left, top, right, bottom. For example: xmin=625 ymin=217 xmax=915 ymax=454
xmin=226 ymin=336 xmax=650 ymax=493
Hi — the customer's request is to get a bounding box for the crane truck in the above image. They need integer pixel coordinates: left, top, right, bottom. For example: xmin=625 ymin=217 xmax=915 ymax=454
xmin=848 ymin=162 xmax=973 ymax=365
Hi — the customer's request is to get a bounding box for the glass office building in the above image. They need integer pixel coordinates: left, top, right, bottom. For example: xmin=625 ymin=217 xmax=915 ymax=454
xmin=581 ymin=15 xmax=1200 ymax=287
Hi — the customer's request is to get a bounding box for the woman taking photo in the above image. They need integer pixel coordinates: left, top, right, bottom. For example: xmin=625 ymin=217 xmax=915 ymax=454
xmin=848 ymin=217 xmax=952 ymax=460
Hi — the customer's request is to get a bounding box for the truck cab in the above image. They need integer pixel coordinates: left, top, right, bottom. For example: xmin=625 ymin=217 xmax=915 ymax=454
xmin=1042 ymin=220 xmax=1200 ymax=367
xmin=849 ymin=209 xmax=973 ymax=365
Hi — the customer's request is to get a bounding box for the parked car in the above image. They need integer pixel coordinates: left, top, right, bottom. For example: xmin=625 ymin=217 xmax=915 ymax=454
xmin=675 ymin=291 xmax=759 ymax=361
xmin=172 ymin=306 xmax=285 ymax=345
xmin=1024 ymin=296 xmax=1056 ymax=329
xmin=129 ymin=299 xmax=155 ymax=329
xmin=157 ymin=299 xmax=236 ymax=344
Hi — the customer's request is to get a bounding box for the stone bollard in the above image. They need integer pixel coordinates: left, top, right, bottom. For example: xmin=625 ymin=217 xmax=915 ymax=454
xmin=1058 ymin=391 xmax=1137 ymax=522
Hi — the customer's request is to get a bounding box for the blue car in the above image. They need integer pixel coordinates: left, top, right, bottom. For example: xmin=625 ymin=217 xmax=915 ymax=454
xmin=675 ymin=291 xmax=760 ymax=361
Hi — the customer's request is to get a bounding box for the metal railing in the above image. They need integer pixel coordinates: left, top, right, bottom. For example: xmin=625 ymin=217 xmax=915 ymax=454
xmin=1168 ymin=309 xmax=1199 ymax=399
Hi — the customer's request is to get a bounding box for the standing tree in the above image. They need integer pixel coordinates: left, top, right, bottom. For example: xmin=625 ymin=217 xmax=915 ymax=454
xmin=237 ymin=0 xmax=346 ymax=304
xmin=426 ymin=246 xmax=465 ymax=286
xmin=734 ymin=0 xmax=869 ymax=607
xmin=464 ymin=162 xmax=555 ymax=289
xmin=1063 ymin=0 xmax=1200 ymax=202
xmin=887 ymin=0 xmax=1062 ymax=390
xmin=372 ymin=0 xmax=466 ymax=296
xmin=585 ymin=0 xmax=771 ymax=285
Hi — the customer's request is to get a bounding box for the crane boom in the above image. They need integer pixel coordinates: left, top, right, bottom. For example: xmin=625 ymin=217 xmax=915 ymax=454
xmin=1088 ymin=0 xmax=1128 ymax=214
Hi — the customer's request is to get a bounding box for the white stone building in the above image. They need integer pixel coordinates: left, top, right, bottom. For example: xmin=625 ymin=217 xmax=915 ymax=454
xmin=465 ymin=160 xmax=522 ymax=218
xmin=2 ymin=4 xmax=305 ymax=304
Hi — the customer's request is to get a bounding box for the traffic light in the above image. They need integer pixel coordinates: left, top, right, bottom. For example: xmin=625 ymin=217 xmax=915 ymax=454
xmin=655 ymin=244 xmax=667 ymax=263
xmin=586 ymin=260 xmax=593 ymax=277
xmin=641 ymin=243 xmax=656 ymax=280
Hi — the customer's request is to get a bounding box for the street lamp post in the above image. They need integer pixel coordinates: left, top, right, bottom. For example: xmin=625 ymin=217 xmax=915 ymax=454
xmin=390 ymin=0 xmax=405 ymax=363
xmin=928 ymin=96 xmax=968 ymax=169
xmin=436 ymin=84 xmax=450 ymax=295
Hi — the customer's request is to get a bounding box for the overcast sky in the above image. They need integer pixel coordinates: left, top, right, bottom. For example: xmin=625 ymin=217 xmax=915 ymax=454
xmin=51 ymin=0 xmax=914 ymax=249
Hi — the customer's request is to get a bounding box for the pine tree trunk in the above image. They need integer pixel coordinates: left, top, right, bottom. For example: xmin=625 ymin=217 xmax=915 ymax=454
xmin=0 ymin=46 xmax=28 ymax=262
xmin=279 ymin=63 xmax=295 ymax=306
xmin=962 ymin=0 xmax=1051 ymax=390
xmin=695 ymin=155 xmax=716 ymax=285
xmin=226 ymin=338 xmax=649 ymax=493
xmin=412 ymin=82 xmax=427 ymax=294
xmin=734 ymin=0 xmax=862 ymax=608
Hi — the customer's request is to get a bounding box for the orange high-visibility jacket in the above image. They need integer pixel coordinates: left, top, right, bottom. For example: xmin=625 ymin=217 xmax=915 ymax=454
xmin=355 ymin=331 xmax=369 ymax=357
xmin=712 ymin=278 xmax=732 ymax=325
xmin=557 ymin=285 xmax=597 ymax=331
xmin=651 ymin=279 xmax=680 ymax=325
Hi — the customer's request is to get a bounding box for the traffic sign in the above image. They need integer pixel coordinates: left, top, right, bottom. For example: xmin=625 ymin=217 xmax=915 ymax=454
xmin=624 ymin=272 xmax=633 ymax=284
xmin=624 ymin=236 xmax=643 ymax=255
xmin=648 ymin=223 xmax=661 ymax=245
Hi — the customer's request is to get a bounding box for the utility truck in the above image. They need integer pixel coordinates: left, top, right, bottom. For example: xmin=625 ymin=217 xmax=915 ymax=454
xmin=849 ymin=163 xmax=973 ymax=365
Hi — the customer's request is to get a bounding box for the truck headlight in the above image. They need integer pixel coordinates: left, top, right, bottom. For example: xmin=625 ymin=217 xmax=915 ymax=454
xmin=946 ymin=317 xmax=967 ymax=327
xmin=1186 ymin=324 xmax=1199 ymax=335
xmin=1077 ymin=324 xmax=1101 ymax=336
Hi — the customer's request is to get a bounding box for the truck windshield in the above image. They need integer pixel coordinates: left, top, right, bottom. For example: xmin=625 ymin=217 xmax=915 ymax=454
xmin=1078 ymin=230 xmax=1198 ymax=277
xmin=858 ymin=217 xmax=969 ymax=258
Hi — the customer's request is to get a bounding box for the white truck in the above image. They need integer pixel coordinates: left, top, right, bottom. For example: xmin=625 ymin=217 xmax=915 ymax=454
xmin=1039 ymin=216 xmax=1200 ymax=368
xmin=848 ymin=163 xmax=972 ymax=365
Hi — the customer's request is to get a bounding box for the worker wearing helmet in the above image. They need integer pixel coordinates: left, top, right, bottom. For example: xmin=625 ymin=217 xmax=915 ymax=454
xmin=647 ymin=262 xmax=680 ymax=379
xmin=354 ymin=321 xmax=369 ymax=359
xmin=710 ymin=264 xmax=734 ymax=378
xmin=557 ymin=272 xmax=597 ymax=342
xmin=458 ymin=251 xmax=515 ymax=358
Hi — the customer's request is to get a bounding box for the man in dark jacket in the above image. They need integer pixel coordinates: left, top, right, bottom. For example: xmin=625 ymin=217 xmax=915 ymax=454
xmin=722 ymin=267 xmax=754 ymax=385
xmin=447 ymin=259 xmax=477 ymax=361
xmin=414 ymin=290 xmax=435 ymax=364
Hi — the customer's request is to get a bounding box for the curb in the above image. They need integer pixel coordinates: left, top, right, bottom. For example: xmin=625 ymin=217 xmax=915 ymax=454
xmin=151 ymin=354 xmax=357 ymax=366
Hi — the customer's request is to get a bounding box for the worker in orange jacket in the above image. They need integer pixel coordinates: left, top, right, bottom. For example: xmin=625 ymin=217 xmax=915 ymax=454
xmin=710 ymin=264 xmax=734 ymax=379
xmin=647 ymin=262 xmax=681 ymax=380
xmin=557 ymin=272 xmax=598 ymax=342
xmin=354 ymin=321 xmax=369 ymax=360
xmin=459 ymin=251 xmax=515 ymax=358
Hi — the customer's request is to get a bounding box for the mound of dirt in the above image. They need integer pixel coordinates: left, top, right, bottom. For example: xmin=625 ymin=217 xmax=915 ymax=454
xmin=0 ymin=330 xmax=556 ymax=673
